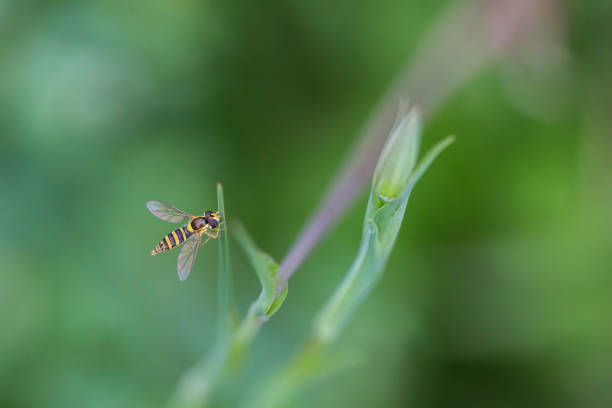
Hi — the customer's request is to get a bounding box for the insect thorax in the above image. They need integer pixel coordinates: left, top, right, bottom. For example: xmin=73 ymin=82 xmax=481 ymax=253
xmin=191 ymin=217 xmax=208 ymax=230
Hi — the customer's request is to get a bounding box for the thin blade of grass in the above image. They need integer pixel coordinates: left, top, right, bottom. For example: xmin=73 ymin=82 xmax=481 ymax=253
xmin=168 ymin=184 xmax=235 ymax=408
xmin=216 ymin=183 xmax=234 ymax=345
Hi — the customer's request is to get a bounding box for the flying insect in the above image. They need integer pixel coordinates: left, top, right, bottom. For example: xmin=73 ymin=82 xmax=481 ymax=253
xmin=147 ymin=200 xmax=221 ymax=281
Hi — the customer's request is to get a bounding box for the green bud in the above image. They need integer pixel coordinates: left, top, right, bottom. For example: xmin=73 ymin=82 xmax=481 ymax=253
xmin=374 ymin=102 xmax=421 ymax=201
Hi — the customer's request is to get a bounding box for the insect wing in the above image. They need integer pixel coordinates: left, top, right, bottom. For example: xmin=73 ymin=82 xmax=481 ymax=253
xmin=147 ymin=201 xmax=192 ymax=223
xmin=177 ymin=233 xmax=202 ymax=281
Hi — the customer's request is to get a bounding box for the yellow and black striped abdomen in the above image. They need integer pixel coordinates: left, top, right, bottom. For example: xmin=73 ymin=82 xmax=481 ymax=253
xmin=151 ymin=226 xmax=193 ymax=255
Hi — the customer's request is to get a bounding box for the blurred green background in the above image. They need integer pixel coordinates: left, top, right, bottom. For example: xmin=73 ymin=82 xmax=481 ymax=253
xmin=1 ymin=1 xmax=611 ymax=407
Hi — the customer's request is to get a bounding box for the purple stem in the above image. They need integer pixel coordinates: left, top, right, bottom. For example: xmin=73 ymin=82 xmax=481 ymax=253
xmin=275 ymin=0 xmax=560 ymax=296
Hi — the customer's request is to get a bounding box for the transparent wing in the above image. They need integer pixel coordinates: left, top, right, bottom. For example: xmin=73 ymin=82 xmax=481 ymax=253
xmin=146 ymin=201 xmax=192 ymax=223
xmin=177 ymin=233 xmax=202 ymax=281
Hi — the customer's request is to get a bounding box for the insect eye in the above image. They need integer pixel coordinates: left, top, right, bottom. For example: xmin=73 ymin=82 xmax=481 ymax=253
xmin=207 ymin=218 xmax=218 ymax=228
xmin=205 ymin=210 xmax=212 ymax=217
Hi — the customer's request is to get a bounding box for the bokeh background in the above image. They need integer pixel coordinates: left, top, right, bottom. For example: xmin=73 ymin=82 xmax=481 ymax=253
xmin=1 ymin=0 xmax=611 ymax=407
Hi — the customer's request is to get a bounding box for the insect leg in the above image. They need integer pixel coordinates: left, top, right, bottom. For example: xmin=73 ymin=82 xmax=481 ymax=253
xmin=201 ymin=235 xmax=213 ymax=246
xmin=200 ymin=228 xmax=222 ymax=245
xmin=203 ymin=228 xmax=220 ymax=239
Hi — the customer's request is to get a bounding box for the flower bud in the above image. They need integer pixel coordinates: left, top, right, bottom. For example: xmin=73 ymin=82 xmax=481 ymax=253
xmin=374 ymin=103 xmax=421 ymax=201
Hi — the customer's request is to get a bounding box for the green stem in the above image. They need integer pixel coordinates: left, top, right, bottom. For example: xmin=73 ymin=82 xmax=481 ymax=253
xmin=216 ymin=183 xmax=233 ymax=346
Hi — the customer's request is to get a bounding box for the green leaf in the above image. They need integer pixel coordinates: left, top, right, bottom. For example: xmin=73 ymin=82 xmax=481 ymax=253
xmin=232 ymin=221 xmax=287 ymax=316
xmin=266 ymin=283 xmax=288 ymax=316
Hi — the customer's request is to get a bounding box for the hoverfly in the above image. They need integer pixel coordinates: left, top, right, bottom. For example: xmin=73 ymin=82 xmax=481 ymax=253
xmin=147 ymin=201 xmax=222 ymax=281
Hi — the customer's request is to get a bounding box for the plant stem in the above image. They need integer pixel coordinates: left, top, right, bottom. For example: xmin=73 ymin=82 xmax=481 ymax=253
xmin=274 ymin=0 xmax=547 ymax=297
xmin=216 ymin=183 xmax=233 ymax=346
